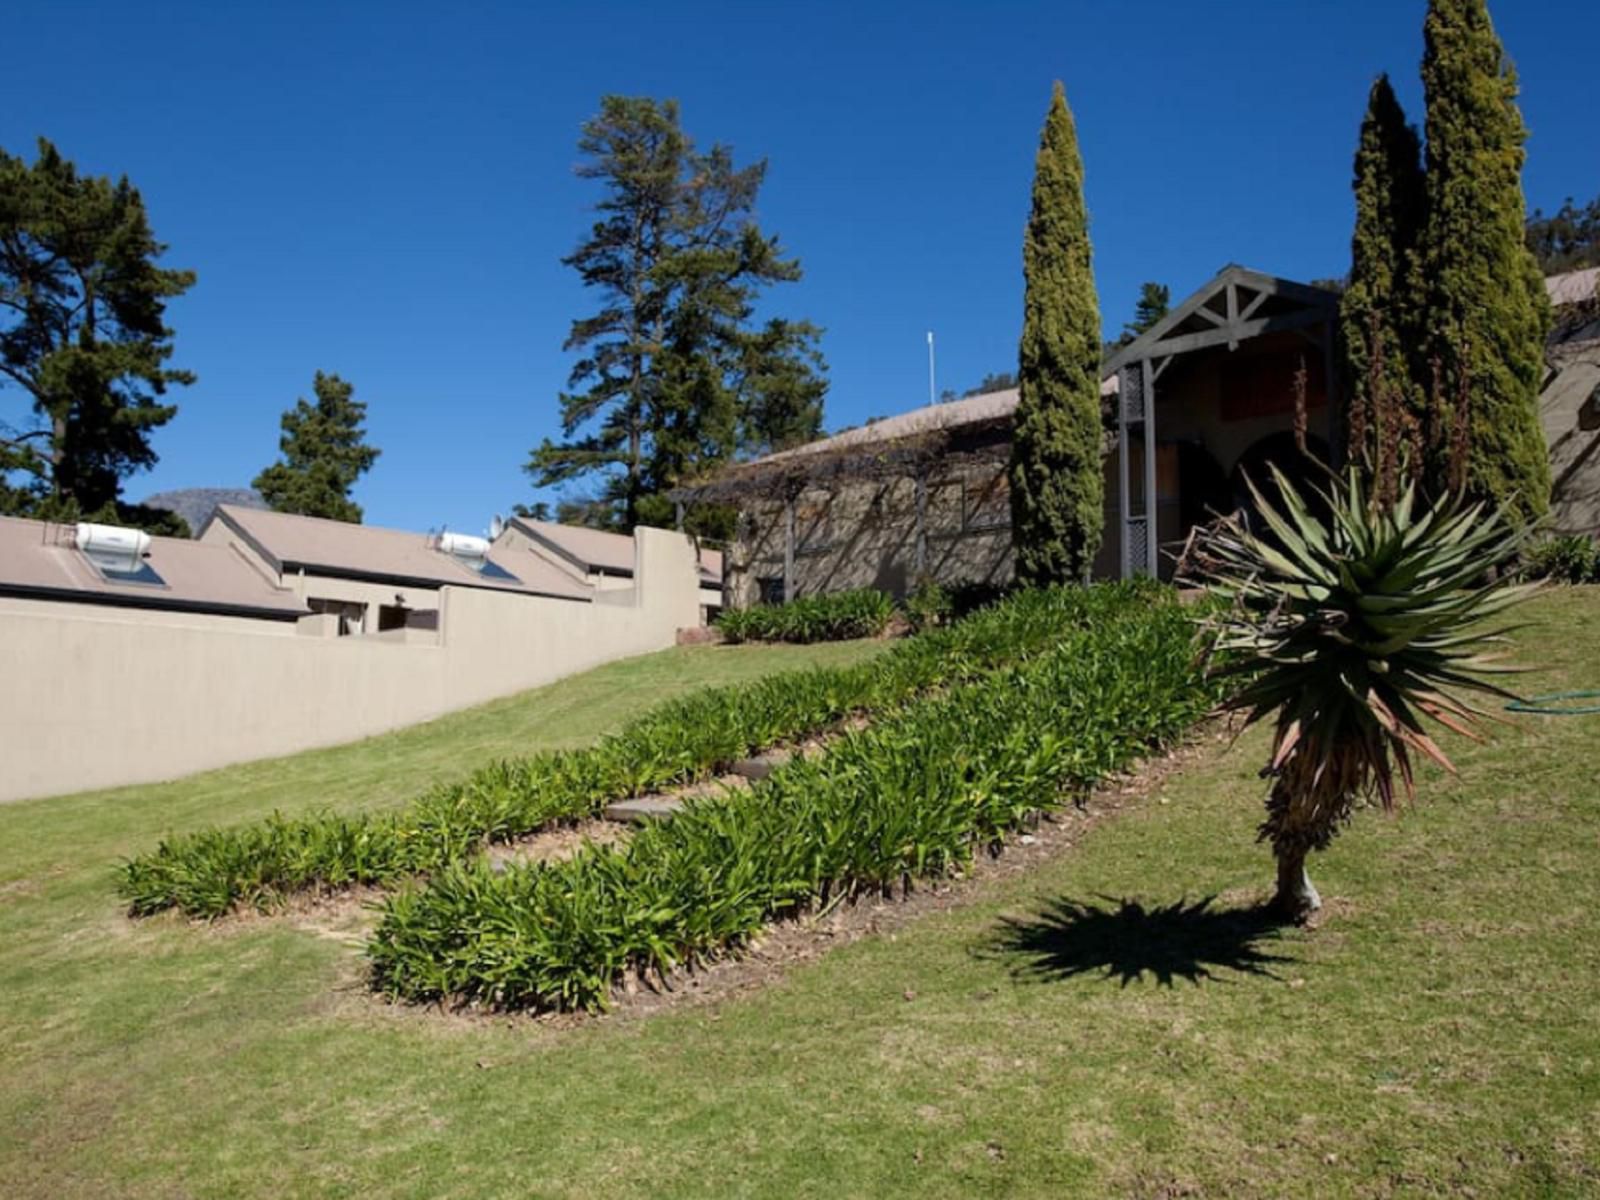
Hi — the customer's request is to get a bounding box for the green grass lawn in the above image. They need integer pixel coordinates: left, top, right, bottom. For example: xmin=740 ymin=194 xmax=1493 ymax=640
xmin=3 ymin=595 xmax=1599 ymax=1197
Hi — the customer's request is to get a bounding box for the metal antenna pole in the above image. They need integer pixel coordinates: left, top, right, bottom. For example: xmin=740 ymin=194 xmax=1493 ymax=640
xmin=927 ymin=331 xmax=936 ymax=405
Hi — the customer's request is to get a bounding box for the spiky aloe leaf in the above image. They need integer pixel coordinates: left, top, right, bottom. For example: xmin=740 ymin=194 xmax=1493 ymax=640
xmin=1193 ymin=464 xmax=1537 ymax=832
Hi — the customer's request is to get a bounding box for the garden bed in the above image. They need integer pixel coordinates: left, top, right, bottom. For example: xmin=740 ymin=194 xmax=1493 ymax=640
xmin=366 ymin=587 xmax=1217 ymax=1012
xmin=122 ymin=582 xmax=1165 ymax=919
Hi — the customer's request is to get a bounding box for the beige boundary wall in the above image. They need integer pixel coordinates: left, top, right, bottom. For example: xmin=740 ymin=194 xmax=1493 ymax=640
xmin=0 ymin=527 xmax=700 ymax=803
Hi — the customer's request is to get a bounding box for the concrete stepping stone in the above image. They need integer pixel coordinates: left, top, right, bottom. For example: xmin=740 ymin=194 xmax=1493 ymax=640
xmin=729 ymin=749 xmax=793 ymax=781
xmin=604 ymin=794 xmax=687 ymax=824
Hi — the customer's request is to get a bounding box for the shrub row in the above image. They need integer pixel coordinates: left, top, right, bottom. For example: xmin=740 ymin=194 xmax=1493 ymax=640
xmin=121 ymin=583 xmax=1162 ymax=918
xmin=1522 ymin=534 xmax=1600 ymax=584
xmin=366 ymin=590 xmax=1214 ymax=1012
xmin=715 ymin=588 xmax=897 ymax=644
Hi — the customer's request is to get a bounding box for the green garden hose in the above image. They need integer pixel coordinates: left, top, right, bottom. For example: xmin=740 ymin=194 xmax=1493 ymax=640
xmin=1505 ymin=691 xmax=1600 ymax=716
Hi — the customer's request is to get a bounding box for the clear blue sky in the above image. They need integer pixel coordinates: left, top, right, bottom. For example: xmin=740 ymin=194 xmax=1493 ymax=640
xmin=2 ymin=1 xmax=1592 ymax=534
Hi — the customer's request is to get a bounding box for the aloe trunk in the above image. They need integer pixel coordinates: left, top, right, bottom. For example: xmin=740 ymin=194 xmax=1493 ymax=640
xmin=1272 ymin=845 xmax=1322 ymax=921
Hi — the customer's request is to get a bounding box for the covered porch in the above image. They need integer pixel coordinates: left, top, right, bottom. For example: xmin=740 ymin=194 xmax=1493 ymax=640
xmin=1102 ymin=266 xmax=1342 ymax=580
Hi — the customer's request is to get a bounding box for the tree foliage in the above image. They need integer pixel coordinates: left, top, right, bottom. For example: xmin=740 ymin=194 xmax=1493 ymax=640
xmin=1338 ymin=74 xmax=1426 ymax=479
xmin=0 ymin=138 xmax=194 ymax=532
xmin=1008 ymin=82 xmax=1104 ymax=586
xmin=528 ymin=96 xmax=826 ymax=532
xmin=1526 ymin=192 xmax=1600 ymax=274
xmin=1124 ymin=282 xmax=1170 ymax=339
xmin=253 ymin=371 xmax=379 ymax=523
xmin=941 ymin=371 xmax=1019 ymax=403
xmin=1416 ymin=0 xmax=1550 ymax=524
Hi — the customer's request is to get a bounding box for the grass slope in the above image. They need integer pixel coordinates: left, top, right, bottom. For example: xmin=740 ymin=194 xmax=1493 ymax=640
xmin=3 ymin=593 xmax=1599 ymax=1197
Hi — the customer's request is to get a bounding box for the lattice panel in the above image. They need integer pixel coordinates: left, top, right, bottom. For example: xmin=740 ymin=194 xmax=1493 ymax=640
xmin=1120 ymin=364 xmax=1144 ymax=423
xmin=1124 ymin=515 xmax=1150 ymax=577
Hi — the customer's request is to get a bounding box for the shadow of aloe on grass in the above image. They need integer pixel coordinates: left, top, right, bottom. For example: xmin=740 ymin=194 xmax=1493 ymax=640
xmin=988 ymin=895 xmax=1297 ymax=987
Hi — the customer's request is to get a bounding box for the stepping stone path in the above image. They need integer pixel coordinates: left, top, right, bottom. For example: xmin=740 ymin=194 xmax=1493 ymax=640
xmin=604 ymin=750 xmax=792 ymax=824
xmin=604 ymin=793 xmax=693 ymax=824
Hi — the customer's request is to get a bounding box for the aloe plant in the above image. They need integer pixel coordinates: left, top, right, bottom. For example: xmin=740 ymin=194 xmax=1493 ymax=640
xmin=1195 ymin=465 xmax=1534 ymax=920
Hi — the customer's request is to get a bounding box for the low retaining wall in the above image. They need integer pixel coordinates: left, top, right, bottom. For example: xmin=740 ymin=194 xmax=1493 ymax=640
xmin=0 ymin=527 xmax=700 ymax=803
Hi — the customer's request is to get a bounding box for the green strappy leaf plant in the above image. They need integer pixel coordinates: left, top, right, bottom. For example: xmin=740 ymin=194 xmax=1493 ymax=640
xmin=1193 ymin=464 xmax=1536 ymax=920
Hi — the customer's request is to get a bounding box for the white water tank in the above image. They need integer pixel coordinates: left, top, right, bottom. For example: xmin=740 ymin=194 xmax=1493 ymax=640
xmin=74 ymin=522 xmax=152 ymax=573
xmin=437 ymin=531 xmax=491 ymax=569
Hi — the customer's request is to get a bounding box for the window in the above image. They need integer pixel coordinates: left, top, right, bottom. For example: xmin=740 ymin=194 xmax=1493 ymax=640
xmin=757 ymin=576 xmax=785 ymax=605
xmin=964 ymin=474 xmax=1011 ymax=531
xmin=795 ymin=496 xmax=832 ymax=554
xmin=926 ymin=480 xmax=964 ymax=535
xmin=307 ymin=597 xmax=366 ymax=636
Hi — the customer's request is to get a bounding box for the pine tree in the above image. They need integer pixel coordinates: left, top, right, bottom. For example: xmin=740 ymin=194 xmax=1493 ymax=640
xmin=529 ymin=97 xmax=826 ymax=531
xmin=253 ymin=372 xmax=380 ymax=522
xmin=1124 ymin=282 xmax=1170 ymax=339
xmin=0 ymin=138 xmax=195 ymax=530
xmin=1526 ymin=193 xmax=1600 ymax=273
xmin=1008 ymin=82 xmax=1104 ymax=585
xmin=1338 ymin=74 xmax=1426 ymax=480
xmin=1417 ymin=0 xmax=1551 ymax=522
xmin=735 ymin=318 xmax=827 ymax=456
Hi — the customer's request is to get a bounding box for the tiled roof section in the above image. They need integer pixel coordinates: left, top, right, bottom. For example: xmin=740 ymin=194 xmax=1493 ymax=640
xmin=513 ymin=518 xmax=637 ymax=576
xmin=1547 ymin=267 xmax=1599 ymax=308
xmin=0 ymin=514 xmax=307 ymax=619
xmin=209 ymin=506 xmax=592 ymax=601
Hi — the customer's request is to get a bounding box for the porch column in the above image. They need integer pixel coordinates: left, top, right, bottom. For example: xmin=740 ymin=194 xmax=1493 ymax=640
xmin=1143 ymin=358 xmax=1159 ymax=578
xmin=1118 ymin=366 xmax=1133 ymax=580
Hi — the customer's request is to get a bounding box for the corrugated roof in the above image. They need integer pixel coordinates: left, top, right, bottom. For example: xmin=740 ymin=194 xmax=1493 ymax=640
xmin=1548 ymin=267 xmax=1599 ymax=308
xmin=0 ymin=514 xmax=307 ymax=620
xmin=209 ymin=506 xmax=592 ymax=601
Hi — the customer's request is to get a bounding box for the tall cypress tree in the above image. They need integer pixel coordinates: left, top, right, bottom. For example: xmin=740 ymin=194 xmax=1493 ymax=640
xmin=1008 ymin=82 xmax=1104 ymax=586
xmin=253 ymin=372 xmax=380 ymax=523
xmin=1338 ymin=74 xmax=1426 ymax=481
xmin=1417 ymin=0 xmax=1550 ymax=522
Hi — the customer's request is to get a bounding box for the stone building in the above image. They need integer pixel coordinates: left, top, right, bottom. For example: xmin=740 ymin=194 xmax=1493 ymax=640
xmin=685 ymin=266 xmax=1343 ymax=605
xmin=688 ymin=264 xmax=1600 ymax=609
xmin=1542 ymin=267 xmax=1600 ymax=538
